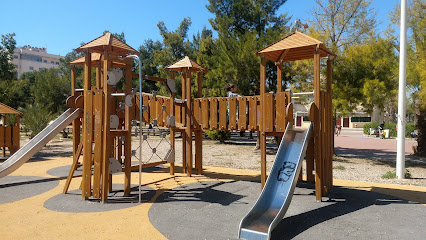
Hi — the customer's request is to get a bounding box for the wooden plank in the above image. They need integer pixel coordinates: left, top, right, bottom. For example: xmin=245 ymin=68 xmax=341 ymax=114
xmin=169 ymin=71 xmax=176 ymax=175
xmin=93 ymin=90 xmax=103 ymax=198
xmin=124 ymin=62 xmax=133 ymax=196
xmin=149 ymin=95 xmax=156 ymax=124
xmin=12 ymin=124 xmax=19 ymax=147
xmin=219 ymin=98 xmax=228 ymax=130
xmin=276 ymin=64 xmax=283 ymax=92
xmin=229 ymin=97 xmax=237 ymax=130
xmin=249 ymin=97 xmax=257 ymax=131
xmin=63 ymin=141 xmax=83 ymax=194
xmin=5 ymin=126 xmax=11 ymax=147
xmin=193 ymin=99 xmax=201 ymax=129
xmin=143 ymin=94 xmax=149 ymax=124
xmin=264 ymin=93 xmax=274 ymax=132
xmin=238 ymin=97 xmax=247 ymax=131
xmin=185 ymin=70 xmax=192 ymax=177
xmin=156 ymin=97 xmax=163 ymax=127
xmin=0 ymin=126 xmax=4 ymax=148
xmin=101 ymin=54 xmax=111 ymax=202
xmin=275 ymin=92 xmax=286 ymax=132
xmin=130 ymin=161 xmax=167 ymax=170
xmin=175 ymin=102 xmax=181 ymax=125
xmin=82 ymin=52 xmax=92 ymax=199
xmin=313 ymin=51 xmax=322 ymax=201
xmin=163 ymin=98 xmax=170 ymax=127
xmin=210 ymin=98 xmax=218 ymax=130
xmin=260 ymin=56 xmax=267 ymax=189
xmin=201 ymin=99 xmax=209 ymax=129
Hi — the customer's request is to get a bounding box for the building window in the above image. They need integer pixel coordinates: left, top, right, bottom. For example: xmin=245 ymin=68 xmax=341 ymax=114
xmin=51 ymin=61 xmax=54 ymax=64
xmin=56 ymin=62 xmax=59 ymax=65
xmin=43 ymin=60 xmax=47 ymax=63
xmin=14 ymin=55 xmax=18 ymax=59
xmin=29 ymin=66 xmax=34 ymax=70
xmin=351 ymin=116 xmax=371 ymax=122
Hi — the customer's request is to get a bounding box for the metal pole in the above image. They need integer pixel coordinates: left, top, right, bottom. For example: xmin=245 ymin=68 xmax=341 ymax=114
xmin=396 ymin=0 xmax=407 ymax=179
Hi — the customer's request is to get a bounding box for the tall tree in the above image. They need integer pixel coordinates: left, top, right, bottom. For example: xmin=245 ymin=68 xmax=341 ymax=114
xmin=0 ymin=33 xmax=17 ymax=81
xmin=310 ymin=0 xmax=376 ymax=53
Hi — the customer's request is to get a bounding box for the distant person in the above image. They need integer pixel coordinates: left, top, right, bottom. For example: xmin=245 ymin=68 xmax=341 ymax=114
xmin=225 ymin=83 xmax=240 ymax=97
xmin=379 ymin=121 xmax=385 ymax=139
xmin=336 ymin=125 xmax=342 ymax=136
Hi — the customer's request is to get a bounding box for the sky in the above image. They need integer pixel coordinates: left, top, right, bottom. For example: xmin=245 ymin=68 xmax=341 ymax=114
xmin=0 ymin=0 xmax=400 ymax=56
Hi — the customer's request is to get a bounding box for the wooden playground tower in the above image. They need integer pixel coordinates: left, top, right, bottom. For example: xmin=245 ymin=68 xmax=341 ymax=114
xmin=0 ymin=103 xmax=21 ymax=156
xmin=65 ymin=31 xmax=334 ymax=202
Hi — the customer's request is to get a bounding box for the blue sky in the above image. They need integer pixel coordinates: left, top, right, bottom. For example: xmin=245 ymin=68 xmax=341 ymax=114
xmin=0 ymin=0 xmax=400 ymax=56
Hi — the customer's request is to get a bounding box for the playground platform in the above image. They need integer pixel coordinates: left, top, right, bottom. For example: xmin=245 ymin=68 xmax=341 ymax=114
xmin=0 ymin=155 xmax=425 ymax=240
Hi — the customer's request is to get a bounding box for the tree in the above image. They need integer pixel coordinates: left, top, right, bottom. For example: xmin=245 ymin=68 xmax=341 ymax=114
xmin=0 ymin=33 xmax=17 ymax=81
xmin=333 ymin=36 xmax=398 ymax=116
xmin=310 ymin=0 xmax=376 ymax=54
xmin=206 ymin=0 xmax=290 ymax=96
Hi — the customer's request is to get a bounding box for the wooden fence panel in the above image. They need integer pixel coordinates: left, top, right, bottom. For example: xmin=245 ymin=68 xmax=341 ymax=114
xmin=238 ymin=97 xmax=247 ymax=131
xmin=142 ymin=95 xmax=149 ymax=123
xmin=156 ymin=97 xmax=163 ymax=127
xmin=275 ymin=92 xmax=286 ymax=132
xmin=229 ymin=98 xmax=237 ymax=130
xmin=219 ymin=98 xmax=228 ymax=130
xmin=0 ymin=126 xmax=4 ymax=147
xmin=175 ymin=103 xmax=181 ymax=125
xmin=193 ymin=99 xmax=201 ymax=129
xmin=201 ymin=99 xmax=209 ymax=129
xmin=5 ymin=126 xmax=11 ymax=147
xmin=210 ymin=98 xmax=218 ymax=130
xmin=264 ymin=93 xmax=274 ymax=132
xmin=12 ymin=125 xmax=19 ymax=147
xmin=249 ymin=97 xmax=257 ymax=130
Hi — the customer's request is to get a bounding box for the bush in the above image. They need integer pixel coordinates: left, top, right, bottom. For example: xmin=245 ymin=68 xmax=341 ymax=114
xmin=204 ymin=130 xmax=230 ymax=143
xmin=381 ymin=169 xmax=411 ymax=179
xmin=22 ymin=103 xmax=53 ymax=138
xmin=384 ymin=123 xmax=396 ymax=137
xmin=405 ymin=123 xmax=416 ymax=138
xmin=363 ymin=122 xmax=380 ymax=134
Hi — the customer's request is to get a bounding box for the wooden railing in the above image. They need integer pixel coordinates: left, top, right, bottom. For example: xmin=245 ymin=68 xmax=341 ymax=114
xmin=132 ymin=91 xmax=292 ymax=133
xmin=0 ymin=124 xmax=20 ymax=155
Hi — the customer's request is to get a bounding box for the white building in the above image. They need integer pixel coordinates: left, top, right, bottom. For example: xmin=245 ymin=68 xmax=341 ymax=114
xmin=12 ymin=46 xmax=63 ymax=78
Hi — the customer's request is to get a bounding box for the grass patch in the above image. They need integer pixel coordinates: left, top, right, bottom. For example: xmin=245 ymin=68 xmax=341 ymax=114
xmin=333 ymin=165 xmax=345 ymax=170
xmin=381 ymin=169 xmax=411 ymax=179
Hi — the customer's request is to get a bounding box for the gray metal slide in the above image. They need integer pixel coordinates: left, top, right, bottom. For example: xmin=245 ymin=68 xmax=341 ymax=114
xmin=0 ymin=108 xmax=83 ymax=178
xmin=238 ymin=122 xmax=312 ymax=240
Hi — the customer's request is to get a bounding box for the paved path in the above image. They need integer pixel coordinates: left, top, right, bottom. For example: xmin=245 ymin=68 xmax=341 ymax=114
xmin=0 ymin=155 xmax=425 ymax=240
xmin=335 ymin=129 xmax=420 ymax=162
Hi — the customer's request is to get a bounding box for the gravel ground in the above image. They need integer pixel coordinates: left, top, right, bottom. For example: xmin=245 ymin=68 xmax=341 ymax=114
xmin=9 ymin=130 xmax=426 ymax=187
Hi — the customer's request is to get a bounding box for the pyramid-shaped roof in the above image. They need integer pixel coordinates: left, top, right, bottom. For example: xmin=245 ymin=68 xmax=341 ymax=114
xmin=256 ymin=32 xmax=335 ymax=62
xmin=75 ymin=32 xmax=139 ymax=56
xmin=165 ymin=56 xmax=208 ymax=73
xmin=0 ymin=103 xmax=22 ymax=115
xmin=69 ymin=53 xmax=126 ymax=68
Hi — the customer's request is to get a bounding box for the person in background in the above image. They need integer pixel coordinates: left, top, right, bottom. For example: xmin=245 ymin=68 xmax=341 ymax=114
xmin=225 ymin=83 xmax=240 ymax=97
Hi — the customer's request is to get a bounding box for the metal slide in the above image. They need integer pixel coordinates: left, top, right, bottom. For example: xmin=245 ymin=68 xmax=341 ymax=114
xmin=238 ymin=122 xmax=312 ymax=240
xmin=0 ymin=108 xmax=83 ymax=178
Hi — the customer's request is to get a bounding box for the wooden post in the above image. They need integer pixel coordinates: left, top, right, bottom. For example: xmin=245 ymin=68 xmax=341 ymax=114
xmin=181 ymin=72 xmax=187 ymax=173
xmin=1 ymin=115 xmax=5 ymax=156
xmin=82 ymin=51 xmax=92 ymax=199
xmin=169 ymin=71 xmax=175 ymax=175
xmin=124 ymin=60 xmax=132 ymax=196
xmin=96 ymin=63 xmax=102 ymax=88
xmin=326 ymin=58 xmax=333 ymax=192
xmin=276 ymin=63 xmax=283 ymax=92
xmin=314 ymin=50 xmax=322 ymax=201
xmin=71 ymin=66 xmax=80 ymax=163
xmin=93 ymin=89 xmax=103 ymax=198
xmin=195 ymin=72 xmax=203 ymax=175
xmin=260 ymin=56 xmax=267 ymax=188
xmin=185 ymin=70 xmax=192 ymax=177
xmin=101 ymin=52 xmax=111 ymax=202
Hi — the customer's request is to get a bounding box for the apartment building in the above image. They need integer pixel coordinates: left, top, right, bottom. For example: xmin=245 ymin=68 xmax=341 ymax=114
xmin=12 ymin=46 xmax=63 ymax=78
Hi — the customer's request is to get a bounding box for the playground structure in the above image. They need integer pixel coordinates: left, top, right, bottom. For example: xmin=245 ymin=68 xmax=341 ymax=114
xmin=0 ymin=32 xmax=334 ymax=205
xmin=0 ymin=103 xmax=21 ymax=156
xmin=62 ymin=31 xmax=334 ymax=202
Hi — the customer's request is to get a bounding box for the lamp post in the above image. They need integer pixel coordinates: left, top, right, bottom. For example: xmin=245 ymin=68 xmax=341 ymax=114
xmin=397 ymin=0 xmax=407 ymax=179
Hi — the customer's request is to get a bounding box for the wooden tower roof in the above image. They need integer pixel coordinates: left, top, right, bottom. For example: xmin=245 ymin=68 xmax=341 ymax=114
xmin=0 ymin=103 xmax=22 ymax=115
xmin=165 ymin=56 xmax=208 ymax=73
xmin=256 ymin=32 xmax=335 ymax=62
xmin=69 ymin=53 xmax=126 ymax=68
xmin=75 ymin=32 xmax=139 ymax=56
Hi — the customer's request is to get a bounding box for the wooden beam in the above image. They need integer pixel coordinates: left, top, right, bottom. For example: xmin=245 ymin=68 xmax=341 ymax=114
xmin=260 ymin=56 xmax=267 ymax=189
xmin=82 ymin=51 xmax=92 ymax=199
xmin=101 ymin=52 xmax=111 ymax=203
xmin=124 ymin=61 xmax=133 ymax=196
xmin=276 ymin=63 xmax=283 ymax=92
xmin=169 ymin=71 xmax=175 ymax=175
xmin=314 ymin=51 xmax=322 ymax=201
xmin=185 ymin=70 xmax=192 ymax=177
